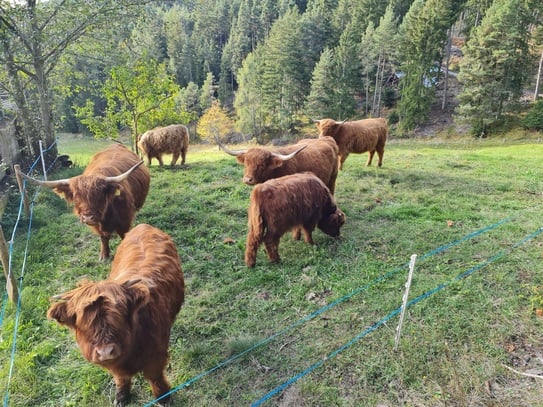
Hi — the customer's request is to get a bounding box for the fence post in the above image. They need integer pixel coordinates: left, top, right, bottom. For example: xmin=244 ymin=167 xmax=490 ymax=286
xmin=394 ymin=254 xmax=417 ymax=351
xmin=13 ymin=164 xmax=30 ymax=218
xmin=39 ymin=140 xmax=47 ymax=180
xmin=0 ymin=225 xmax=18 ymax=304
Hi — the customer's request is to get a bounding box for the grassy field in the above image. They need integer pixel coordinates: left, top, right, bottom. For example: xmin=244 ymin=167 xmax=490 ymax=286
xmin=1 ymin=133 xmax=543 ymax=406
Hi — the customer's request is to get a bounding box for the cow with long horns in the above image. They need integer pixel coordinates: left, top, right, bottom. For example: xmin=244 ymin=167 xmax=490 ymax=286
xmin=218 ymin=136 xmax=339 ymax=195
xmin=314 ymin=118 xmax=388 ymax=170
xmin=17 ymin=143 xmax=150 ymax=260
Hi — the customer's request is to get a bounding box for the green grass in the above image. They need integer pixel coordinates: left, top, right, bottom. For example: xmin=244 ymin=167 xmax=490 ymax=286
xmin=2 ymin=133 xmax=543 ymax=406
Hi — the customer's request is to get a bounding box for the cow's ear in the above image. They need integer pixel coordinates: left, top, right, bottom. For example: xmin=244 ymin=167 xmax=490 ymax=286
xmin=104 ymin=183 xmax=121 ymax=197
xmin=47 ymin=301 xmax=76 ymax=328
xmin=53 ymin=184 xmax=73 ymax=203
xmin=269 ymin=157 xmax=284 ymax=170
xmin=123 ymin=280 xmax=150 ymax=311
xmin=236 ymin=154 xmax=246 ymax=164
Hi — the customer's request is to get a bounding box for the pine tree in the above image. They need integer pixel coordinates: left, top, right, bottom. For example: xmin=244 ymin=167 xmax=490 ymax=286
xmin=456 ymin=0 xmax=534 ymax=135
xmin=305 ymin=48 xmax=341 ymax=119
xmin=396 ymin=0 xmax=466 ymax=132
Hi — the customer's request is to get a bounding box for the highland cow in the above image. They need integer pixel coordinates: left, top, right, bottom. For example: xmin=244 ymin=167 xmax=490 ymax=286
xmin=47 ymin=224 xmax=185 ymax=406
xmin=17 ymin=143 xmax=150 ymax=260
xmin=314 ymin=118 xmax=388 ymax=170
xmin=245 ymin=172 xmax=345 ymax=267
xmin=138 ymin=124 xmax=190 ymax=167
xmin=219 ymin=136 xmax=339 ymax=195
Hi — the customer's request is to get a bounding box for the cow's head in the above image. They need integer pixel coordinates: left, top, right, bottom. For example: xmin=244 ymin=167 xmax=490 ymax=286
xmin=217 ymin=141 xmax=307 ymax=185
xmin=313 ymin=119 xmax=345 ymax=138
xmin=47 ymin=279 xmax=150 ymax=365
xmin=318 ymin=207 xmax=346 ymax=237
xmin=17 ymin=161 xmax=142 ymax=225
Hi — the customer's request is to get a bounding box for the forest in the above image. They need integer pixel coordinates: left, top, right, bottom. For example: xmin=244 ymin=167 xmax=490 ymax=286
xmin=1 ymin=0 xmax=543 ymax=164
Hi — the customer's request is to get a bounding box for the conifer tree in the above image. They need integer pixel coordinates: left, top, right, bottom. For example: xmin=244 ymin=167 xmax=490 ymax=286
xmin=396 ymin=0 xmax=465 ymax=132
xmin=456 ymin=0 xmax=534 ymax=135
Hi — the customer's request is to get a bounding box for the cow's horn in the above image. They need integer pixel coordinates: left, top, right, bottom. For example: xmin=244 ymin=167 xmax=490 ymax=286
xmin=334 ymin=119 xmax=347 ymax=124
xmin=103 ymin=161 xmax=144 ymax=183
xmin=271 ymin=144 xmax=308 ymax=160
xmin=215 ymin=136 xmax=247 ymax=156
xmin=16 ymin=168 xmax=71 ymax=189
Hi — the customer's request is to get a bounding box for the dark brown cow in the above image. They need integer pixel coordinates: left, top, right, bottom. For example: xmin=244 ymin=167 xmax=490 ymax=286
xmin=245 ymin=172 xmax=346 ymax=267
xmin=17 ymin=143 xmax=150 ymax=260
xmin=47 ymin=224 xmax=185 ymax=406
xmin=219 ymin=136 xmax=339 ymax=195
xmin=314 ymin=118 xmax=388 ymax=170
xmin=137 ymin=124 xmax=190 ymax=167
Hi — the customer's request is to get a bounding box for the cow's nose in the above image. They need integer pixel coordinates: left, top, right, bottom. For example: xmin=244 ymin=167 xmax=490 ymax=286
xmin=95 ymin=344 xmax=116 ymax=361
xmin=80 ymin=214 xmax=97 ymax=225
xmin=243 ymin=176 xmax=254 ymax=185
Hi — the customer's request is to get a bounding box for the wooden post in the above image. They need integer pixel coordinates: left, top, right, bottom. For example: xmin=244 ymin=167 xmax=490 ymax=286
xmin=13 ymin=164 xmax=30 ymax=218
xmin=0 ymin=225 xmax=18 ymax=304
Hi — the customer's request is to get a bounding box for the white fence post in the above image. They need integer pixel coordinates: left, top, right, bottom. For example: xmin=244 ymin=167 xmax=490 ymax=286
xmin=394 ymin=254 xmax=417 ymax=351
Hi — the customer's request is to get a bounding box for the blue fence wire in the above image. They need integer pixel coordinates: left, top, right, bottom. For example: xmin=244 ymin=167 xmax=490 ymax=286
xmin=250 ymin=225 xmax=543 ymax=406
xmin=1 ymin=140 xmax=57 ymax=407
xmin=143 ymin=216 xmax=513 ymax=406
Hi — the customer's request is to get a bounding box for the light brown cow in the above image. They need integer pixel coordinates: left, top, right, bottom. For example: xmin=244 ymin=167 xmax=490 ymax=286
xmin=17 ymin=143 xmax=150 ymax=260
xmin=47 ymin=224 xmax=185 ymax=406
xmin=137 ymin=124 xmax=190 ymax=167
xmin=245 ymin=172 xmax=345 ymax=267
xmin=219 ymin=136 xmax=339 ymax=195
xmin=314 ymin=118 xmax=388 ymax=170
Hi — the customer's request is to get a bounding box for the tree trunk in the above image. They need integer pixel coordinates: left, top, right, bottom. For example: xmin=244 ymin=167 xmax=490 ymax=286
xmin=442 ymin=28 xmax=452 ymax=110
xmin=1 ymin=36 xmax=37 ymax=157
xmin=535 ymin=47 xmax=543 ymax=101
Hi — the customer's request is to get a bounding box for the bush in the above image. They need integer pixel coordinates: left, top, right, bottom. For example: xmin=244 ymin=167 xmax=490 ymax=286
xmin=522 ymin=99 xmax=543 ymax=131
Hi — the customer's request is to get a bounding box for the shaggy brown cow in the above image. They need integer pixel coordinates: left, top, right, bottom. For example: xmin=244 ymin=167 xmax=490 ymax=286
xmin=17 ymin=143 xmax=150 ymax=260
xmin=314 ymin=118 xmax=388 ymax=170
xmin=137 ymin=124 xmax=189 ymax=167
xmin=219 ymin=136 xmax=339 ymax=195
xmin=245 ymin=172 xmax=346 ymax=267
xmin=47 ymin=224 xmax=185 ymax=406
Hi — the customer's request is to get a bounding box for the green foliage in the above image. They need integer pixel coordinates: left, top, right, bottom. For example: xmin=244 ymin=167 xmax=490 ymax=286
xmin=456 ymin=0 xmax=534 ymax=136
xmin=397 ymin=0 xmax=466 ymax=132
xmin=522 ymin=99 xmax=543 ymax=130
xmin=74 ymin=59 xmax=181 ymax=148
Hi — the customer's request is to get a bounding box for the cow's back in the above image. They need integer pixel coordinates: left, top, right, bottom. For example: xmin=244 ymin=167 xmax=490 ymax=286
xmin=111 ymin=224 xmax=184 ymax=320
xmin=275 ymin=137 xmax=339 ymax=194
xmin=253 ymin=173 xmax=332 ymax=233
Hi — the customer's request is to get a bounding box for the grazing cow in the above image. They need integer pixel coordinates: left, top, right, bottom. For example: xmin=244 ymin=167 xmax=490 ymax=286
xmin=137 ymin=124 xmax=190 ymax=167
xmin=219 ymin=136 xmax=339 ymax=195
xmin=17 ymin=143 xmax=150 ymax=260
xmin=47 ymin=224 xmax=185 ymax=406
xmin=314 ymin=118 xmax=388 ymax=170
xmin=245 ymin=172 xmax=346 ymax=267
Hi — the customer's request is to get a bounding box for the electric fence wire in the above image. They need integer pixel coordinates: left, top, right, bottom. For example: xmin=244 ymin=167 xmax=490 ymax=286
xmin=1 ymin=140 xmax=57 ymax=407
xmin=144 ymin=216 xmax=513 ymax=406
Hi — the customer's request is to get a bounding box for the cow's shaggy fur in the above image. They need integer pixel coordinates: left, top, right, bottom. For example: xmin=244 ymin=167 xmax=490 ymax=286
xmin=26 ymin=143 xmax=150 ymax=260
xmin=315 ymin=118 xmax=388 ymax=170
xmin=232 ymin=136 xmax=339 ymax=195
xmin=47 ymin=224 xmax=185 ymax=406
xmin=245 ymin=172 xmax=345 ymax=267
xmin=137 ymin=124 xmax=189 ymax=167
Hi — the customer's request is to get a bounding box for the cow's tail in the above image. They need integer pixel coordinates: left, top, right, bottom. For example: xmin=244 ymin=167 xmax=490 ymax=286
xmin=245 ymin=198 xmax=265 ymax=267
